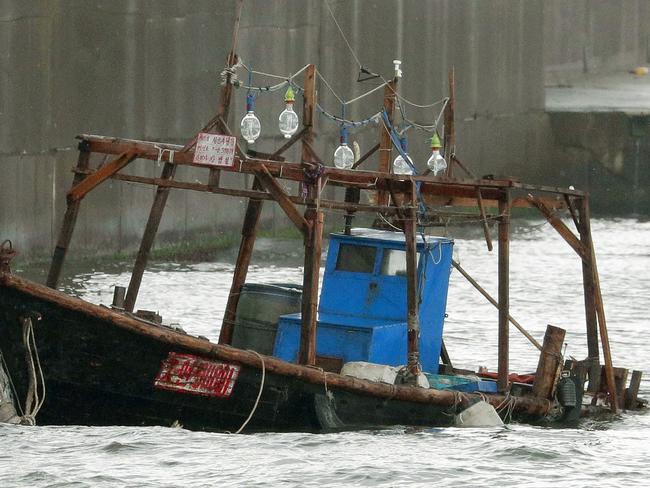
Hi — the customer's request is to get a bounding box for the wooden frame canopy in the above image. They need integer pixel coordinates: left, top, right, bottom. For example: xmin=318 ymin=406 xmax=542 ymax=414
xmin=44 ymin=58 xmax=619 ymax=412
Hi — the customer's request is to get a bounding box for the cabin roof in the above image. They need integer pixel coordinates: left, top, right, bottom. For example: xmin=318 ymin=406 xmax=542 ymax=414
xmin=332 ymin=228 xmax=454 ymax=247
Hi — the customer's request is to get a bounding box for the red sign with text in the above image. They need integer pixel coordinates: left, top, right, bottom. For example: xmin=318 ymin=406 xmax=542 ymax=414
xmin=154 ymin=352 xmax=240 ymax=398
xmin=193 ymin=132 xmax=237 ymax=167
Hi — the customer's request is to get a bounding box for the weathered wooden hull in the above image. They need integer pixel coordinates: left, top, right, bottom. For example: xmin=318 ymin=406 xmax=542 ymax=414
xmin=0 ymin=273 xmax=553 ymax=432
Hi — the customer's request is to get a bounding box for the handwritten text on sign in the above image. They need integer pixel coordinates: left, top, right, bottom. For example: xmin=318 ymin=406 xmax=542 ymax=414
xmin=193 ymin=133 xmax=237 ymax=167
xmin=154 ymin=352 xmax=240 ymax=398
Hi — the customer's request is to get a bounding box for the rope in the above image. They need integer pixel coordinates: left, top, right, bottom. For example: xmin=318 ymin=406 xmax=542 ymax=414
xmin=233 ymin=350 xmax=266 ymax=434
xmin=20 ymin=316 xmax=45 ymax=425
xmin=316 ymin=104 xmax=382 ymax=128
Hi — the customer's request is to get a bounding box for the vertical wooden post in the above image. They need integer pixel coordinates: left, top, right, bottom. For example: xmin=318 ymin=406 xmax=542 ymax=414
xmin=219 ymin=193 xmax=264 ymax=344
xmin=625 ymin=370 xmax=643 ymax=410
xmin=577 ymin=197 xmax=600 ymax=391
xmin=532 ymin=325 xmax=566 ymax=399
xmin=300 ymin=63 xmax=316 ymax=184
xmin=297 ymin=64 xmax=320 ymax=365
xmin=46 ymin=142 xmax=91 ymax=288
xmin=590 ymin=250 xmax=619 ymax=413
xmin=444 ymin=67 xmax=455 ymax=177
xmin=404 ymin=182 xmax=421 ymax=377
xmin=497 ymin=191 xmax=511 ymax=392
xmin=218 ymin=0 xmax=245 ymax=122
xmin=299 ymin=209 xmax=323 ymax=365
xmin=123 ymin=162 xmax=176 ymax=312
xmin=575 ymin=197 xmax=618 ymax=412
xmin=377 ymin=80 xmax=397 ymax=206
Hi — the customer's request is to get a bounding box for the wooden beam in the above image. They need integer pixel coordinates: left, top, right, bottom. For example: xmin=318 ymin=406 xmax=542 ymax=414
xmin=46 ymin=143 xmax=91 ymax=288
xmin=124 ymin=161 xmax=177 ymax=312
xmin=254 ymin=165 xmax=310 ymax=236
xmin=377 ymin=80 xmax=397 ymax=206
xmin=352 ymin=143 xmax=380 ymax=170
xmin=590 ymin=242 xmax=619 ymax=413
xmin=497 ymin=191 xmax=511 ymax=392
xmin=219 ymin=181 xmax=264 ymax=345
xmin=577 ymin=198 xmax=600 ymax=389
xmin=404 ymin=182 xmax=421 ymax=378
xmin=476 ymin=187 xmax=493 ymax=251
xmin=269 ymin=127 xmax=308 ymax=160
xmin=444 ymin=67 xmax=455 ymax=177
xmin=67 ymin=150 xmax=137 ymax=202
xmin=527 ymin=194 xmax=590 ymax=263
xmin=299 ymin=209 xmax=324 ymax=365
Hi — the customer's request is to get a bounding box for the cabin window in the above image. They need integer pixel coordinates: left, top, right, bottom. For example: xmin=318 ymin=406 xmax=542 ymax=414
xmin=381 ymin=249 xmax=419 ymax=276
xmin=335 ymin=244 xmax=376 ymax=273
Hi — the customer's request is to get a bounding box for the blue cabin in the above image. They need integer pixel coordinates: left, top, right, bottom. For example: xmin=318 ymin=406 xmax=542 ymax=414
xmin=273 ymin=229 xmax=454 ymax=373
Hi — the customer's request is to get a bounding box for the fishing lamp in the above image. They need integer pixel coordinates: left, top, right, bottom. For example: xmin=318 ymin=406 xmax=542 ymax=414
xmin=240 ymin=93 xmax=261 ymax=144
xmin=426 ymin=133 xmax=447 ymax=176
xmin=392 ymin=136 xmax=414 ymax=175
xmin=278 ymin=86 xmax=299 ymax=138
xmin=333 ymin=126 xmax=354 ymax=169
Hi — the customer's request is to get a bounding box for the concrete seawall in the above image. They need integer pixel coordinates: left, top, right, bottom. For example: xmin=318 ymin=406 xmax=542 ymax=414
xmin=1 ymin=1 xmax=649 ymax=260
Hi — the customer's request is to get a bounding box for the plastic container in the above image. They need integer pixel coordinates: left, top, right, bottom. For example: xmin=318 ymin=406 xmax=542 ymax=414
xmin=232 ymin=283 xmax=302 ymax=355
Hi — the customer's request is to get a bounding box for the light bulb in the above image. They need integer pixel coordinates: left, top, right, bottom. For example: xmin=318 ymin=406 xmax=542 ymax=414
xmin=427 ymin=149 xmax=447 ymax=176
xmin=426 ymin=134 xmax=445 ymax=176
xmin=240 ymin=94 xmax=261 ymax=144
xmin=333 ymin=127 xmax=354 ymax=169
xmin=278 ymin=86 xmax=299 ymax=138
xmin=393 ymin=136 xmax=414 ymax=175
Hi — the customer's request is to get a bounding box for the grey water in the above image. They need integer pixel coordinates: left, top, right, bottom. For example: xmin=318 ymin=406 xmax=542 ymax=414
xmin=2 ymin=219 xmax=649 ymax=487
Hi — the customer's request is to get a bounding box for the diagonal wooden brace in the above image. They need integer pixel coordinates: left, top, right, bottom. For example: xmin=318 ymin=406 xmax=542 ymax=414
xmin=527 ymin=194 xmax=589 ymax=263
xmin=67 ymin=150 xmax=138 ymax=202
xmin=254 ymin=165 xmax=310 ymax=237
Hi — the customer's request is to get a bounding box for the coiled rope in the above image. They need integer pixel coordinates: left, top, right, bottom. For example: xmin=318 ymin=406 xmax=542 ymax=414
xmin=20 ymin=315 xmax=46 ymax=425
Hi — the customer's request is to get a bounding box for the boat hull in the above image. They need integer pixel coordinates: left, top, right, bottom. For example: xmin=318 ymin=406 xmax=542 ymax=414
xmin=0 ymin=275 xmax=464 ymax=432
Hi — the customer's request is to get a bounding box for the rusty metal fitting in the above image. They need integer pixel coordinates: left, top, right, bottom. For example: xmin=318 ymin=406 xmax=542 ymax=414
xmin=0 ymin=240 xmax=17 ymax=273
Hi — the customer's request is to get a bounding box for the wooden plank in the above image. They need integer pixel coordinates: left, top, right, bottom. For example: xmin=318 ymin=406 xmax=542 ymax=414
xmin=46 ymin=145 xmax=91 ymax=288
xmin=532 ymin=325 xmax=566 ymax=399
xmin=497 ymin=192 xmax=511 ymax=392
xmin=254 ymin=165 xmax=310 ymax=236
xmin=625 ymin=370 xmax=643 ymax=410
xmin=219 ymin=182 xmax=264 ymax=345
xmin=299 ymin=209 xmax=323 ymax=365
xmin=67 ymin=150 xmax=137 ymax=202
xmin=124 ymin=161 xmax=177 ymax=312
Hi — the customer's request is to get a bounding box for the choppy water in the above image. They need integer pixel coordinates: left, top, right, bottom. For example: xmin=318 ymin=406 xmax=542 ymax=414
xmin=2 ymin=219 xmax=649 ymax=487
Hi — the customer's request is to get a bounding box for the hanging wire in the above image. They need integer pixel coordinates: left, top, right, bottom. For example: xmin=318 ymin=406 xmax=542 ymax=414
xmin=316 ymin=70 xmax=345 ymax=105
xmin=324 ymin=0 xmax=363 ymax=69
xmin=317 ymin=104 xmax=382 ymax=128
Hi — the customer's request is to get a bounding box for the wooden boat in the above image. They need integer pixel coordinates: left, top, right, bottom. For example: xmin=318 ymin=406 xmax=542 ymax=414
xmin=0 ymin=6 xmax=644 ymax=431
